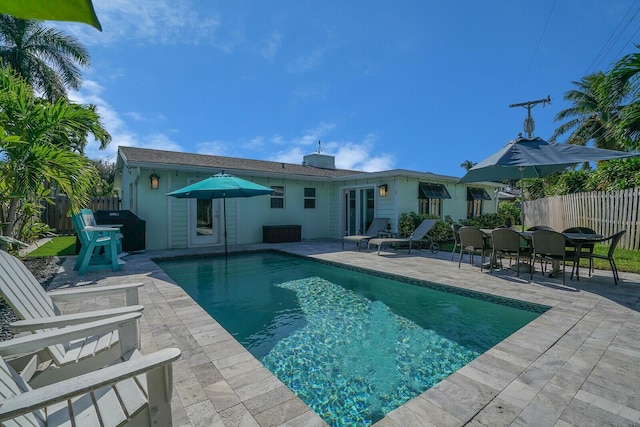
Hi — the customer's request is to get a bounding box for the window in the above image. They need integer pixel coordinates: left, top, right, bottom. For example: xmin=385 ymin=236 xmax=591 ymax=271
xmin=304 ymin=187 xmax=316 ymax=209
xmin=466 ymin=187 xmax=491 ymax=218
xmin=418 ymin=183 xmax=451 ymax=217
xmin=271 ymin=186 xmax=284 ymax=209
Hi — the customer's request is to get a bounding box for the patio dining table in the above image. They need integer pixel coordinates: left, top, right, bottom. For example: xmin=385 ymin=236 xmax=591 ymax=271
xmin=481 ymin=229 xmax=603 ymax=280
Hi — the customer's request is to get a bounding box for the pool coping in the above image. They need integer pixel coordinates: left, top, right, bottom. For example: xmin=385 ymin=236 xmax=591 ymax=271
xmin=48 ymin=240 xmax=640 ymax=426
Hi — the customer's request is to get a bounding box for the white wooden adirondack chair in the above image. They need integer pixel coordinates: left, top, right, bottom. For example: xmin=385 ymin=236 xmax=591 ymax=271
xmin=0 ymin=250 xmax=144 ymax=387
xmin=0 ymin=314 xmax=181 ymax=426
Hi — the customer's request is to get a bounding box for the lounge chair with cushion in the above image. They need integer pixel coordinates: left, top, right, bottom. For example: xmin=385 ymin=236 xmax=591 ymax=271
xmin=367 ymin=219 xmax=438 ymax=255
xmin=0 ymin=250 xmax=144 ymax=386
xmin=342 ymin=218 xmax=389 ymax=250
xmin=0 ymin=315 xmax=181 ymax=426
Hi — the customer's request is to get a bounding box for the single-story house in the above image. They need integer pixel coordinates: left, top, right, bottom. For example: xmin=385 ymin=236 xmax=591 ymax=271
xmin=115 ymin=146 xmax=500 ymax=250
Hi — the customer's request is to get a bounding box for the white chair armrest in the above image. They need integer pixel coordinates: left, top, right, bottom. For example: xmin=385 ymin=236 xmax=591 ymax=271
xmin=10 ymin=305 xmax=144 ymax=333
xmin=0 ymin=313 xmax=142 ymax=357
xmin=83 ymin=225 xmax=121 ymax=232
xmin=48 ymin=282 xmax=143 ymax=306
xmin=0 ymin=347 xmax=181 ymax=422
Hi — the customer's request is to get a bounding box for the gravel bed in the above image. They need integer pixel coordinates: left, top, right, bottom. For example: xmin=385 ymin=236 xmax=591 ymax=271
xmin=0 ymin=256 xmax=65 ymax=341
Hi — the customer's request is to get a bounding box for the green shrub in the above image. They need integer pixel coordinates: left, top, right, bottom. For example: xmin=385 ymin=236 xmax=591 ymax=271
xmin=397 ymin=212 xmax=454 ymax=242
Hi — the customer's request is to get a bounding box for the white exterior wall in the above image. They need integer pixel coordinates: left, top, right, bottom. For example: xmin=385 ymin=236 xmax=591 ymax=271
xmin=118 ymin=162 xmax=497 ymax=250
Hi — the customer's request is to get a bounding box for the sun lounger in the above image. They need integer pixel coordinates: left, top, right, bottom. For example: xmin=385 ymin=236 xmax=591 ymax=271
xmin=367 ymin=219 xmax=438 ymax=255
xmin=342 ymin=218 xmax=389 ymax=250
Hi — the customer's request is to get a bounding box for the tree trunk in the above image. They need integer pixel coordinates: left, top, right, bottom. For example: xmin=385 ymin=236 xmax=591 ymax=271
xmin=3 ymin=199 xmax=19 ymax=237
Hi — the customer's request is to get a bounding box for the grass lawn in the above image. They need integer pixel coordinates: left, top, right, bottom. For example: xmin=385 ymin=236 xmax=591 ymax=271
xmin=26 ymin=236 xmax=76 ymax=257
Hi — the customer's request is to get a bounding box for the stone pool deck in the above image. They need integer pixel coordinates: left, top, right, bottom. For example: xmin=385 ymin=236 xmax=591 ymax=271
xmin=48 ymin=240 xmax=640 ymax=426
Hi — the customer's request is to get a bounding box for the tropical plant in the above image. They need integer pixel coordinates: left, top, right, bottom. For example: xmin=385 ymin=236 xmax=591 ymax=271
xmin=460 ymin=160 xmax=476 ymax=171
xmin=397 ymin=212 xmax=453 ymax=242
xmin=607 ymin=47 xmax=640 ymax=151
xmin=0 ymin=1 xmax=102 ymax=30
xmin=0 ymin=15 xmax=90 ymax=102
xmin=92 ymin=159 xmax=117 ymax=196
xmin=551 ymin=72 xmax=626 ymax=151
xmin=0 ymin=67 xmax=105 ymax=240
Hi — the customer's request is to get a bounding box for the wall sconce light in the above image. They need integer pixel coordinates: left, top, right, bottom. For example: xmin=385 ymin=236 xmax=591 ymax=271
xmin=379 ymin=184 xmax=388 ymax=197
xmin=150 ymin=173 xmax=159 ymax=189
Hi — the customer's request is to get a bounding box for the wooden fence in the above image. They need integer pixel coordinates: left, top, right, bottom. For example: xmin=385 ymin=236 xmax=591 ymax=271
xmin=44 ymin=196 xmax=121 ymax=235
xmin=524 ymin=187 xmax=640 ymax=251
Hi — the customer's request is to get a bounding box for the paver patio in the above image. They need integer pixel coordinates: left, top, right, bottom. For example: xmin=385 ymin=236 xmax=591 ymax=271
xmin=47 ymin=240 xmax=640 ymax=426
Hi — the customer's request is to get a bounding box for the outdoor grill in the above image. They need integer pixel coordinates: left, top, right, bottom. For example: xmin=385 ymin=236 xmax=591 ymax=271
xmin=94 ymin=210 xmax=146 ymax=252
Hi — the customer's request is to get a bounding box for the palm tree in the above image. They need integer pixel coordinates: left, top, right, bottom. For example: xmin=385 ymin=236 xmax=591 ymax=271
xmin=0 ymin=15 xmax=90 ymax=102
xmin=608 ymin=48 xmax=640 ymax=151
xmin=551 ymin=72 xmax=626 ymax=150
xmin=460 ymin=160 xmax=476 ymax=171
xmin=0 ymin=67 xmax=104 ymax=239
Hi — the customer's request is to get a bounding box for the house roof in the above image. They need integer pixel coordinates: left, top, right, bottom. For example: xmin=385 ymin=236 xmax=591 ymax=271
xmin=118 ymin=146 xmax=361 ymax=179
xmin=117 ymin=146 xmax=486 ymax=187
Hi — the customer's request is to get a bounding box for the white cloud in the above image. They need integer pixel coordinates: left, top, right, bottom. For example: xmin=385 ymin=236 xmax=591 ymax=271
xmin=294 ymin=122 xmax=336 ymax=147
xmin=56 ymin=0 xmax=223 ymax=47
xmin=286 ymin=48 xmax=327 ymax=73
xmin=197 ymin=140 xmax=233 ymax=156
xmin=260 ymin=32 xmax=283 ymax=61
xmin=269 ymin=129 xmax=394 ymax=172
xmin=69 ymin=80 xmax=181 ymax=162
xmin=242 ymin=137 xmax=265 ymax=150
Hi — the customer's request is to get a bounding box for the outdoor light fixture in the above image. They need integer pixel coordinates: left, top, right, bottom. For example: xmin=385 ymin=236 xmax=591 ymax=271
xmin=150 ymin=173 xmax=159 ymax=189
xmin=379 ymin=184 xmax=388 ymax=197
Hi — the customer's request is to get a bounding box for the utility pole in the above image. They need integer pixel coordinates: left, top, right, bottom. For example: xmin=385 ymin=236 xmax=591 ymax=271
xmin=509 ymin=95 xmax=551 ymax=138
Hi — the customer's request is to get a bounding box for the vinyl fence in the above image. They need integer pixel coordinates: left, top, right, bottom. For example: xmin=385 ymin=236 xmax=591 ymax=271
xmin=524 ymin=187 xmax=640 ymax=251
xmin=44 ymin=196 xmax=121 ymax=235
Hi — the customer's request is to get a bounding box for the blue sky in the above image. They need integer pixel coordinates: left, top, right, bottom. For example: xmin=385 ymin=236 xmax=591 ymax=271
xmin=58 ymin=1 xmax=639 ymax=177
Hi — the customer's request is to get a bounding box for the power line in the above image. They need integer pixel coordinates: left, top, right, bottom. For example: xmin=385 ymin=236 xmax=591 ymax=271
xmin=523 ymin=0 xmax=557 ymax=80
xmin=586 ymin=1 xmax=640 ymax=74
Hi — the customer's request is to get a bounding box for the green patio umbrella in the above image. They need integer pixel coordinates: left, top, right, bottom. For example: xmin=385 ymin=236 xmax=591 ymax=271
xmin=167 ymin=172 xmax=274 ymax=257
xmin=458 ymin=136 xmax=638 ymax=229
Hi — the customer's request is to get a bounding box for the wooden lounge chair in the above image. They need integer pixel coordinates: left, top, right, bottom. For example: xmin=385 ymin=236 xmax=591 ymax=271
xmin=0 ymin=250 xmax=144 ymax=386
xmin=342 ymin=218 xmax=389 ymax=250
xmin=0 ymin=315 xmax=181 ymax=426
xmin=367 ymin=219 xmax=438 ymax=255
xmin=73 ymin=209 xmax=125 ymax=275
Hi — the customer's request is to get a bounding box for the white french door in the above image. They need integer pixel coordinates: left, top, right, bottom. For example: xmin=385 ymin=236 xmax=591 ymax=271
xmin=344 ymin=187 xmax=375 ymax=236
xmin=188 ymin=198 xmax=222 ymax=246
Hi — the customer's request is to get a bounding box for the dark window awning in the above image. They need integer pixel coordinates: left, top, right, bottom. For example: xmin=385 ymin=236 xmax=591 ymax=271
xmin=419 ymin=183 xmax=451 ymax=199
xmin=467 ymin=187 xmax=492 ymax=200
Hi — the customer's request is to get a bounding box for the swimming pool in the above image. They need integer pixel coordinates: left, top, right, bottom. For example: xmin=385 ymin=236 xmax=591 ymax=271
xmin=157 ymin=251 xmax=548 ymax=426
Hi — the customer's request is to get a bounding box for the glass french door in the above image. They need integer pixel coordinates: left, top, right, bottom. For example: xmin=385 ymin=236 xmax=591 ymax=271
xmin=344 ymin=188 xmax=375 ymax=236
xmin=189 ymin=198 xmax=221 ymax=246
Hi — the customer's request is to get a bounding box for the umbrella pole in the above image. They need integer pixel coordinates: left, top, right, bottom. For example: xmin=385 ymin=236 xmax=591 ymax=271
xmin=520 ymin=167 xmax=525 ymax=232
xmin=223 ymin=197 xmax=228 ymax=258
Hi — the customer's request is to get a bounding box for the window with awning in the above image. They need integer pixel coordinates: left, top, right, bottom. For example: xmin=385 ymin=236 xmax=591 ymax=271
xmin=418 ymin=183 xmax=451 ymax=199
xmin=466 ymin=187 xmax=491 ymax=200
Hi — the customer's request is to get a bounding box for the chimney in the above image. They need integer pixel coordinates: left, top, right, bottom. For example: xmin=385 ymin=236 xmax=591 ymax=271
xmin=303 ymin=153 xmax=335 ymax=169
xmin=302 ymin=139 xmax=336 ymax=169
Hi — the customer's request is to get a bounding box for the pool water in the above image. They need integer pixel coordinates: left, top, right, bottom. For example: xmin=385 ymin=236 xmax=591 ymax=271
xmin=157 ymin=251 xmax=546 ymax=426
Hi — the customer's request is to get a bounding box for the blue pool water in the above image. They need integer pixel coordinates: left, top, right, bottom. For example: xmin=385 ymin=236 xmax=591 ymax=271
xmin=157 ymin=251 xmax=547 ymax=426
